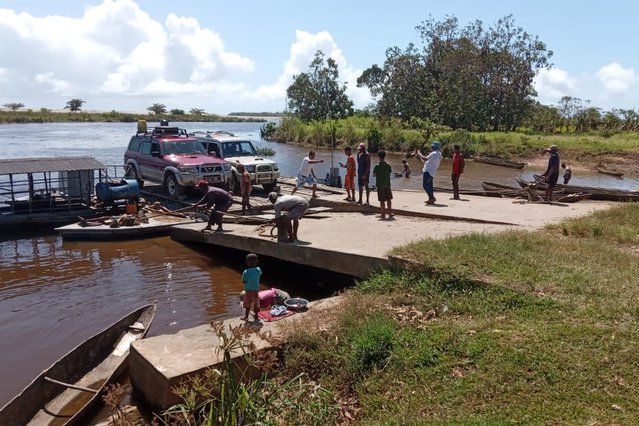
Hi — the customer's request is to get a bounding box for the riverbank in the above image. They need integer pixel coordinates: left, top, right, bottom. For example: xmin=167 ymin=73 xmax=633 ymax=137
xmin=126 ymin=185 xmax=639 ymax=424
xmin=212 ymin=203 xmax=639 ymax=425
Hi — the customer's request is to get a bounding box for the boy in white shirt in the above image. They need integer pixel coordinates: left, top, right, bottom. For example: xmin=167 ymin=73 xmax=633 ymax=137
xmin=416 ymin=141 xmax=443 ymax=205
xmin=291 ymin=151 xmax=324 ymax=198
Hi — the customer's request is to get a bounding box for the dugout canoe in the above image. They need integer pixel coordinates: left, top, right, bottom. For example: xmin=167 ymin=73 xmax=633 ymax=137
xmin=596 ymin=168 xmax=624 ymax=177
xmin=0 ymin=304 xmax=156 ymax=426
xmin=516 ymin=177 xmax=639 ymax=202
xmin=473 ymin=156 xmax=526 ymax=169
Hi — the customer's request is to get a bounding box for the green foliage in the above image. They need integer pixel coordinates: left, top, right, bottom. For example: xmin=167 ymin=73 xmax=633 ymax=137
xmin=259 ymin=122 xmax=278 ymax=139
xmin=170 ymin=108 xmax=185 ymax=116
xmin=3 ymin=102 xmax=24 ymax=111
xmin=255 ymin=147 xmax=275 ymax=156
xmin=346 ymin=314 xmax=396 ymax=376
xmin=286 ymin=50 xmax=354 ymax=122
xmin=147 ymin=103 xmax=167 ymax=116
xmin=64 ymin=98 xmax=85 ymax=112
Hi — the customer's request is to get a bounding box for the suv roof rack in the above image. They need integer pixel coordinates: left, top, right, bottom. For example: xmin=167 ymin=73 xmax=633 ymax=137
xmin=138 ymin=126 xmax=189 ymax=138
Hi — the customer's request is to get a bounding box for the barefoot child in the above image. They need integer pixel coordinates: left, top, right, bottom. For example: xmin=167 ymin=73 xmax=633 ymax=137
xmin=373 ymin=150 xmax=393 ymax=220
xmin=240 ymin=253 xmax=261 ymax=322
xmin=237 ymin=163 xmax=252 ymax=215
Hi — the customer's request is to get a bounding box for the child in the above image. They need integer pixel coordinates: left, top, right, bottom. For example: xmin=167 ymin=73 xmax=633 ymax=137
xmin=373 ymin=150 xmax=393 ymax=220
xmin=562 ymin=163 xmax=572 ymax=184
xmin=339 ymin=146 xmax=356 ymax=201
xmin=402 ymin=160 xmax=412 ymax=178
xmin=240 ymin=253 xmax=261 ymax=322
xmin=237 ymin=163 xmax=252 ymax=215
xmin=451 ymin=144 xmax=465 ymax=200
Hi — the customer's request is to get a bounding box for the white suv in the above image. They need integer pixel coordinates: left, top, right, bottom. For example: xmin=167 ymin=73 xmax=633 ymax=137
xmin=191 ymin=131 xmax=280 ymax=193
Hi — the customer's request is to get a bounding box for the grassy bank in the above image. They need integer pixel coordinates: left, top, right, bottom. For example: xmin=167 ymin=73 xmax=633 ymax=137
xmin=267 ymin=116 xmax=639 ymax=163
xmin=275 ymin=204 xmax=639 ymax=424
xmin=151 ymin=204 xmax=639 ymax=425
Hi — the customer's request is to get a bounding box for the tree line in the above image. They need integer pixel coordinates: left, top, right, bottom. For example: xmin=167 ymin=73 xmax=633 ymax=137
xmin=285 ymin=15 xmax=638 ymax=135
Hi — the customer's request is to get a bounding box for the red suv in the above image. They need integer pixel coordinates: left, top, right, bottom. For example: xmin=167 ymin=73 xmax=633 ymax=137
xmin=124 ymin=124 xmax=232 ymax=197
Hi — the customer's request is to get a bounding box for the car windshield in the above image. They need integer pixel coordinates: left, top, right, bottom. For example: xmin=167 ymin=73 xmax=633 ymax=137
xmin=163 ymin=140 xmax=207 ymax=155
xmin=222 ymin=141 xmax=256 ymax=157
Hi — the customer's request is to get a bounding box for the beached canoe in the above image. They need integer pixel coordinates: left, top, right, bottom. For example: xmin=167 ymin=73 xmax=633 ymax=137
xmin=516 ymin=177 xmax=639 ymax=202
xmin=473 ymin=157 xmax=526 ymax=169
xmin=0 ymin=304 xmax=156 ymax=426
xmin=596 ymin=168 xmax=624 ymax=177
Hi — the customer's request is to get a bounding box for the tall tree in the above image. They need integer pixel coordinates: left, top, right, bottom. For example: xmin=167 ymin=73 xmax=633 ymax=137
xmin=147 ymin=103 xmax=167 ymax=116
xmin=189 ymin=108 xmax=205 ymax=116
xmin=359 ymin=15 xmax=552 ymax=131
xmin=3 ymin=102 xmax=25 ymax=111
xmin=64 ymin=99 xmax=85 ymax=112
xmin=286 ymin=50 xmax=354 ymax=122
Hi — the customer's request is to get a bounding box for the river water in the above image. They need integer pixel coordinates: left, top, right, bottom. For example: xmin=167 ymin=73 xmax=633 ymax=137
xmin=1 ymin=121 xmax=637 ymax=406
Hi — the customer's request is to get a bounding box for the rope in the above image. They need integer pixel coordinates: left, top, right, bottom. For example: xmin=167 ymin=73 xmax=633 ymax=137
xmin=256 ymin=223 xmax=277 ymax=238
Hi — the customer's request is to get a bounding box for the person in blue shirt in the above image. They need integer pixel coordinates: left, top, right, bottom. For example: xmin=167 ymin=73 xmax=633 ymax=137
xmin=241 ymin=253 xmax=262 ymax=322
xmin=540 ymin=145 xmax=560 ymax=203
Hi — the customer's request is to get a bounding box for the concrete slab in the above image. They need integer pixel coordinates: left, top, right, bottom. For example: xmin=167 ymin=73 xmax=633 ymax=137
xmin=129 ymin=297 xmax=342 ymax=410
xmin=171 ymin=185 xmax=615 ymax=277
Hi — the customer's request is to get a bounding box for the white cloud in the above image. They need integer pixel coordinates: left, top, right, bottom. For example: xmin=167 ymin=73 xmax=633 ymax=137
xmin=534 ymin=68 xmax=576 ymax=102
xmin=252 ymin=30 xmax=372 ymax=109
xmin=596 ymin=62 xmax=635 ymax=92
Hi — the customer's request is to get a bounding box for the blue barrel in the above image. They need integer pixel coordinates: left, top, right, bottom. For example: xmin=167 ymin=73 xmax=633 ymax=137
xmin=95 ymin=179 xmax=141 ymax=203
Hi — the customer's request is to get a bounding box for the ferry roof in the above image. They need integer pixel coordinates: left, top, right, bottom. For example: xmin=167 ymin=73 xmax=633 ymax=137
xmin=0 ymin=156 xmax=106 ymax=175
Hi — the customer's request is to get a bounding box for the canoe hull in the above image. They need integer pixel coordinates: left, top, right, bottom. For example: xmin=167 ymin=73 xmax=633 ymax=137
xmin=474 ymin=157 xmax=526 ymax=169
xmin=0 ymin=304 xmax=156 ymax=426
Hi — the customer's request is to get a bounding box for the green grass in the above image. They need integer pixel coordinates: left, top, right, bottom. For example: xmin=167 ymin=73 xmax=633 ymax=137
xmin=276 ymin=204 xmax=639 ymax=424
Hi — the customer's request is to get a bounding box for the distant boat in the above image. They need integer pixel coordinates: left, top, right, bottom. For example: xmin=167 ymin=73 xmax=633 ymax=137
xmin=473 ymin=156 xmax=526 ymax=169
xmin=596 ymin=168 xmax=624 ymax=177
xmin=0 ymin=304 xmax=156 ymax=426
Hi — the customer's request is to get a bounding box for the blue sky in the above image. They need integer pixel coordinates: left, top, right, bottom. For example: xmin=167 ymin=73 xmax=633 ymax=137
xmin=0 ymin=0 xmax=637 ymax=114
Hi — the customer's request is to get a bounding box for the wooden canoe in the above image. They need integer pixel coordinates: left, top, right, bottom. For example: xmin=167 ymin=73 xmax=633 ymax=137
xmin=516 ymin=177 xmax=639 ymax=202
xmin=0 ymin=304 xmax=156 ymax=426
xmin=473 ymin=157 xmax=526 ymax=169
xmin=596 ymin=168 xmax=624 ymax=177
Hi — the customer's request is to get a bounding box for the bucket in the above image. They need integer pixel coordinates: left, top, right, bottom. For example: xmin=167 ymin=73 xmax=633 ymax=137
xmin=126 ymin=202 xmax=138 ymax=214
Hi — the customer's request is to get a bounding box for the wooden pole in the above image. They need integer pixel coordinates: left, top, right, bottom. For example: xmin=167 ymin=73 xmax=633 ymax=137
xmin=44 ymin=376 xmax=99 ymax=393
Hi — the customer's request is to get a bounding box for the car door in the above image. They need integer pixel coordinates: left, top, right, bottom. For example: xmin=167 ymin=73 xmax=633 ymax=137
xmin=137 ymin=139 xmax=153 ymax=178
xmin=147 ymin=140 xmax=164 ymax=182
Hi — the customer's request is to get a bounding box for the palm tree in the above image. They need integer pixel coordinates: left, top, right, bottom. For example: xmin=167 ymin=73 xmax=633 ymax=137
xmin=189 ymin=108 xmax=205 ymax=116
xmin=64 ymin=99 xmax=85 ymax=112
xmin=147 ymin=103 xmax=167 ymax=116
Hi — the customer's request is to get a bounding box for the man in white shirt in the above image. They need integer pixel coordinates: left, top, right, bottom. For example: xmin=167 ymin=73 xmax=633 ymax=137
xmin=416 ymin=141 xmax=443 ymax=205
xmin=291 ymin=150 xmax=324 ymax=198
xmin=268 ymin=192 xmax=309 ymax=242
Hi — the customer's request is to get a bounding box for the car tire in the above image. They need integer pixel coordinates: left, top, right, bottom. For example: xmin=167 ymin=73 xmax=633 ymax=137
xmin=165 ymin=174 xmax=184 ymax=197
xmin=263 ymin=181 xmax=277 ymax=192
xmin=125 ymin=165 xmax=144 ymax=188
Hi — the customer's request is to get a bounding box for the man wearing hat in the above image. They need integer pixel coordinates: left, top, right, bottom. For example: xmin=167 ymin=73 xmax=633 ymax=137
xmin=268 ymin=192 xmax=309 ymax=242
xmin=194 ymin=181 xmax=234 ymax=232
xmin=356 ymin=143 xmax=371 ymax=205
xmin=416 ymin=141 xmax=443 ymax=205
xmin=540 ymin=145 xmax=560 ymax=203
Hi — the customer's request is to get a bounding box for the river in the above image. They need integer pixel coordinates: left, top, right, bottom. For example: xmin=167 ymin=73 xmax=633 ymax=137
xmin=1 ymin=121 xmax=637 ymax=406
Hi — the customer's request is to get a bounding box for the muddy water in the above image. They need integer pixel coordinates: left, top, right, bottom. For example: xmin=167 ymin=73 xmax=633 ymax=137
xmin=1 ymin=122 xmax=637 ymax=406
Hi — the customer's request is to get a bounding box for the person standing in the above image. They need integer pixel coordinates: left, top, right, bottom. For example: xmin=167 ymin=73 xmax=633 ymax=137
xmin=451 ymin=144 xmax=465 ymax=200
xmin=562 ymin=163 xmax=572 ymax=184
xmin=402 ymin=160 xmax=412 ymax=178
xmin=236 ymin=163 xmax=252 ymax=215
xmin=373 ymin=150 xmax=393 ymax=220
xmin=540 ymin=145 xmax=560 ymax=203
xmin=240 ymin=253 xmax=261 ymax=322
xmin=416 ymin=141 xmax=443 ymax=205
xmin=356 ymin=143 xmax=371 ymax=205
xmin=194 ymin=181 xmax=234 ymax=232
xmin=291 ymin=151 xmax=324 ymax=198
xmin=339 ymin=146 xmax=356 ymax=202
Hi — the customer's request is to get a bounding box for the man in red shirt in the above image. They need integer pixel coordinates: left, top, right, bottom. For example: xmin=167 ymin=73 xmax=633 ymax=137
xmin=451 ymin=144 xmax=465 ymax=200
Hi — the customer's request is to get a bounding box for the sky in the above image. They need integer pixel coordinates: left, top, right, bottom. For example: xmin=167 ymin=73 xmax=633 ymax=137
xmin=0 ymin=0 xmax=637 ymax=115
